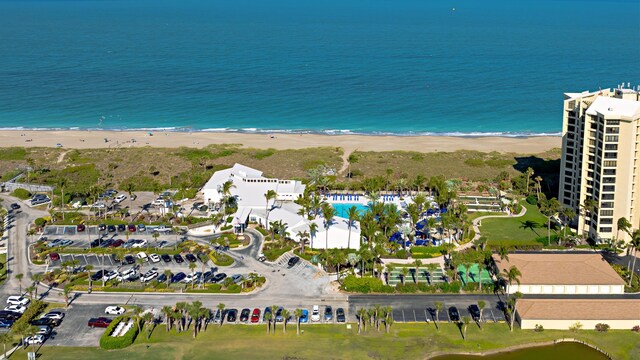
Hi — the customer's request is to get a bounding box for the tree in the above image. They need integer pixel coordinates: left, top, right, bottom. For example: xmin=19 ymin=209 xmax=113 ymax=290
xmin=497 ymin=245 xmax=511 ymax=262
xmin=15 ymin=273 xmax=23 ymax=294
xmin=30 ymin=273 xmax=43 ymax=299
xmin=264 ymin=311 xmax=272 ymax=334
xmin=560 ymin=207 xmax=576 ymax=244
xmin=269 ymin=305 xmax=278 ymax=334
xmin=525 ymin=167 xmax=534 ymax=194
xmin=385 ymin=264 xmax=395 ymax=285
xmin=25 ymin=285 xmax=35 ymax=299
xmin=188 ymin=262 xmax=197 ymax=288
xmin=628 ymin=229 xmax=640 ymax=286
xmin=346 ymin=206 xmax=360 ymax=250
xmin=294 ymin=308 xmax=303 ymax=335
xmin=59 ymin=284 xmax=73 ymax=308
xmin=539 ymin=196 xmax=560 ymax=244
xmin=0 ymin=332 xmax=11 ymax=360
xmin=142 ymin=312 xmax=154 ymax=339
xmin=281 ymin=309 xmax=290 ymax=334
xmin=502 ymin=265 xmax=522 ymax=296
xmin=384 ymin=306 xmax=394 ymax=333
xmin=133 ymin=306 xmax=144 ymax=333
xmin=162 ymin=306 xmax=174 ymax=332
xmin=580 ymin=198 xmax=598 ymax=242
xmin=412 ymin=259 xmax=422 ymax=284
xmin=264 ymin=189 xmax=277 ymax=230
xmin=508 ymin=292 xmax=523 ymax=332
xmin=321 ymin=203 xmax=336 ymax=250
xmin=617 ymin=217 xmax=632 ymax=242
xmin=216 ymin=303 xmax=226 ymax=327
xmin=221 ymin=180 xmax=235 ymax=215
xmin=400 ymin=267 xmax=409 ymax=286
xmin=461 ymin=315 xmax=471 ymax=340
xmin=308 ymin=222 xmax=318 ymax=250
xmin=434 ymin=302 xmax=443 ymax=330
xmin=357 ymin=308 xmax=367 ymax=334
xmin=477 ymin=300 xmax=486 ymax=329
xmin=426 ymin=263 xmax=439 ymax=285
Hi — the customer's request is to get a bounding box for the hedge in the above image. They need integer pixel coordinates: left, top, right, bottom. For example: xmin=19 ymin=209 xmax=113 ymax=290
xmin=341 ymin=275 xmax=466 ymax=294
xmin=99 ymin=315 xmax=140 ymax=349
xmin=208 ymin=251 xmax=234 ymax=266
xmin=11 ymin=189 xmax=31 ymax=200
xmin=341 ymin=275 xmax=394 ymax=293
xmin=10 ymin=299 xmax=46 ymax=334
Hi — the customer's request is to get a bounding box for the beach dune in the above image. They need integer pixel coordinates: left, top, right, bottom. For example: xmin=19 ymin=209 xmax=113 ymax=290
xmin=0 ymin=130 xmax=560 ymax=154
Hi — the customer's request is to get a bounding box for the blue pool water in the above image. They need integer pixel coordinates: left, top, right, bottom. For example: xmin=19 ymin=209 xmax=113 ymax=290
xmin=331 ymin=203 xmax=370 ymax=218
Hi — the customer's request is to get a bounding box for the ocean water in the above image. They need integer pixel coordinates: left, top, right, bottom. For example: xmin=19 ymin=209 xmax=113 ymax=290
xmin=0 ymin=0 xmax=638 ymax=136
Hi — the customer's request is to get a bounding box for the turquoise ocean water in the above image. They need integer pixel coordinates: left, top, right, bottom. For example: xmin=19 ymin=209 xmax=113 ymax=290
xmin=0 ymin=0 xmax=638 ymax=136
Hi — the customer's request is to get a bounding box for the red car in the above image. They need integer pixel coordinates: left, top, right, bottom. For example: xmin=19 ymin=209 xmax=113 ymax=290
xmin=88 ymin=317 xmax=112 ymax=328
xmin=127 ymin=224 xmax=136 ymax=232
xmin=251 ymin=308 xmax=261 ymax=323
xmin=76 ymin=224 xmax=86 ymax=232
xmin=49 ymin=252 xmax=60 ymax=261
xmin=109 ymin=239 xmax=124 ymax=248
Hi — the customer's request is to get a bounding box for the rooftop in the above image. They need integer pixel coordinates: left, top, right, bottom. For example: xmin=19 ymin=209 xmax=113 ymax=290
xmin=585 ymin=96 xmax=640 ymax=119
xmin=492 ymin=253 xmax=624 ymax=286
xmin=517 ymin=299 xmax=640 ymax=321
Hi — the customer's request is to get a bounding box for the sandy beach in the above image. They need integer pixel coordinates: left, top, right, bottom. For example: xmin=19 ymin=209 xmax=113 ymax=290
xmin=0 ymin=130 xmax=560 ymax=154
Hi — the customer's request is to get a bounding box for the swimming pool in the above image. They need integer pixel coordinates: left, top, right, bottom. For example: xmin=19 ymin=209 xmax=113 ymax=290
xmin=331 ymin=203 xmax=370 ymax=218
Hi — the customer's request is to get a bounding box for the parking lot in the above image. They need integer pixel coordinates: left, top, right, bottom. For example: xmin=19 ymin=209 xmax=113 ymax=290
xmin=42 ymin=225 xmax=184 ymax=249
xmin=45 ymin=304 xmax=107 ymax=347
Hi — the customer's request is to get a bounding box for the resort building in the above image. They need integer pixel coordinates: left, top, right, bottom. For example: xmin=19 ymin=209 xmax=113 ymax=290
xmin=201 ymin=164 xmax=360 ymax=249
xmin=516 ymin=299 xmax=640 ymax=330
xmin=559 ymin=85 xmax=640 ymax=242
xmin=492 ymin=253 xmax=625 ymax=295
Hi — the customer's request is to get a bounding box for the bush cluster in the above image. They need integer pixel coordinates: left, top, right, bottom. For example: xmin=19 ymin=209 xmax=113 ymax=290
xmin=525 ymin=195 xmax=538 ymax=205
xmin=10 ymin=299 xmax=46 ymax=333
xmin=341 ymin=275 xmax=393 ymax=293
xmin=595 ymin=323 xmax=610 ymax=332
xmin=99 ymin=315 xmax=140 ymax=349
xmin=11 ymin=188 xmax=31 ymax=200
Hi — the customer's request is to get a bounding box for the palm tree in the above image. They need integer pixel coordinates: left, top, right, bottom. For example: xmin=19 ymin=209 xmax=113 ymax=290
xmin=346 ymin=206 xmax=359 ymax=250
xmin=188 ymin=301 xmax=206 ymax=338
xmin=357 ymin=308 xmax=367 ymax=334
xmin=164 ymin=269 xmax=172 ymax=286
xmin=132 ymin=306 xmax=144 ymax=333
xmin=426 ymin=263 xmax=439 ymax=285
xmin=216 ymin=303 xmax=226 ymax=327
xmin=294 ymin=308 xmax=303 ymax=335
xmin=0 ymin=332 xmax=12 ymax=360
xmin=59 ymin=284 xmax=73 ymax=308
xmin=264 ymin=189 xmax=277 ymax=230
xmin=85 ymin=265 xmax=94 ymax=290
xmin=534 ymin=176 xmax=543 ymax=199
xmin=264 ymin=311 xmax=273 ymax=334
xmin=525 ymin=167 xmax=534 ymax=194
xmin=539 ymin=197 xmax=560 ymax=244
xmin=269 ymin=305 xmax=278 ymax=334
xmin=221 ymin=180 xmax=235 ymax=215
xmin=385 ymin=264 xmax=395 ymax=285
xmin=15 ymin=273 xmax=23 ymax=294
xmin=384 ymin=306 xmax=394 ymax=333
xmin=580 ymin=198 xmax=598 ymax=242
xmin=188 ymin=262 xmax=197 ymax=288
xmin=502 ymin=265 xmax=522 ymax=296
xmin=461 ymin=315 xmax=471 ymax=340
xmin=497 ymin=245 xmax=511 ymax=262
xmin=508 ymin=292 xmax=523 ymax=331
xmin=477 ymin=300 xmax=486 ymax=329
xmin=617 ymin=217 xmax=632 ymax=242
xmin=434 ymin=302 xmax=443 ymax=330
xmin=281 ymin=309 xmax=290 ymax=334
xmin=308 ymin=222 xmax=318 ymax=250
xmin=399 ymin=267 xmax=409 ymax=286
xmin=25 ymin=285 xmax=35 ymax=299
xmin=30 ymin=273 xmax=42 ymax=299
xmin=560 ymin=207 xmax=577 ymax=244
xmin=161 ymin=306 xmax=174 ymax=332
xmin=627 ymin=229 xmax=640 ymax=286
xmin=321 ymin=203 xmax=336 ymax=250
xmin=142 ymin=312 xmax=154 ymax=339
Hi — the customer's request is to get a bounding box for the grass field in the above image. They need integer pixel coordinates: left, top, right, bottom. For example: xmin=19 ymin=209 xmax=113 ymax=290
xmin=478 ymin=202 xmax=552 ymax=247
xmin=11 ymin=322 xmax=639 ymax=360
xmin=0 ymin=254 xmax=6 ymax=285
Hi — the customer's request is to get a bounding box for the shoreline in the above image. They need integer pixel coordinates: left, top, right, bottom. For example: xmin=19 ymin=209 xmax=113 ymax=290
xmin=0 ymin=130 xmax=561 ymax=154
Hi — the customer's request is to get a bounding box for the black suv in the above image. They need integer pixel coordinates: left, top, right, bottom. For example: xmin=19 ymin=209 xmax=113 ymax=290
xmin=124 ymin=255 xmax=135 ymax=265
xmin=336 ymin=308 xmax=346 ymax=323
xmin=287 ymin=256 xmax=300 ymax=268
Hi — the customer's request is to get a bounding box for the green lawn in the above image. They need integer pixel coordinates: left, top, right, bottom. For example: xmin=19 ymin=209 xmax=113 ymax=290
xmin=12 ymin=322 xmax=639 ymax=360
xmin=478 ymin=202 xmax=553 ymax=246
xmin=0 ymin=253 xmax=7 ymax=285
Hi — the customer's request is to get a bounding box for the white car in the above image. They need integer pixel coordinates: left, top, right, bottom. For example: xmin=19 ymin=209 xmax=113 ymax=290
xmin=41 ymin=311 xmax=65 ymax=320
xmin=152 ymin=198 xmax=166 ymax=206
xmin=25 ymin=335 xmax=45 ymax=345
xmin=257 ymin=253 xmax=266 ymax=262
xmin=116 ymin=268 xmax=137 ymax=282
xmin=136 ymin=252 xmax=148 ymax=261
xmin=182 ymin=272 xmax=197 ymax=283
xmin=140 ymin=271 xmax=158 ymax=283
xmin=4 ymin=305 xmax=27 ymax=313
xmin=132 ymin=239 xmax=148 ymax=248
xmin=6 ymin=296 xmax=30 ymax=306
xmin=149 ymin=253 xmax=161 ymax=263
xmin=105 ymin=306 xmax=126 ymax=315
xmin=114 ymin=194 xmax=127 ymax=203
xmin=154 ymin=225 xmax=171 ymax=233
xmin=311 ymin=305 xmax=320 ymax=322
xmin=102 ymin=270 xmax=119 ymax=282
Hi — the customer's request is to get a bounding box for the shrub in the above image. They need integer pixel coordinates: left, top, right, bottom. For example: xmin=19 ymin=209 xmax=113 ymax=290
xmin=11 ymin=188 xmax=31 ymax=200
xmin=34 ymin=217 xmax=47 ymax=228
xmin=341 ymin=275 xmax=393 ymax=293
xmin=99 ymin=315 xmax=140 ymax=349
xmin=632 ymin=325 xmax=640 ymax=332
xmin=526 ymin=195 xmax=537 ymax=205
xmin=534 ymin=324 xmax=544 ymax=332
xmin=225 ymin=284 xmax=241 ymax=293
xmin=395 ymin=249 xmax=409 ymax=259
xmin=464 ymin=158 xmax=484 ymax=167
xmin=595 ymin=323 xmax=610 ymax=332
xmin=220 ymin=225 xmax=232 ymax=231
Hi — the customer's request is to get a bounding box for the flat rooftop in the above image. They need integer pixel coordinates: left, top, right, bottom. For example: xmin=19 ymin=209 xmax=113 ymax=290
xmin=518 ymin=299 xmax=640 ymax=320
xmin=492 ymin=253 xmax=624 ymax=286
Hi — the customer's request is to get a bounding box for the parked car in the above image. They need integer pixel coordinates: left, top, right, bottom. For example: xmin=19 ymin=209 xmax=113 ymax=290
xmin=31 ymin=317 xmax=60 ymax=327
xmin=124 ymin=255 xmax=135 ymax=265
xmin=91 ymin=270 xmax=106 ymax=282
xmin=49 ymin=252 xmax=60 ymax=261
xmin=173 ymin=254 xmax=184 ymax=263
xmin=98 ymin=224 xmax=107 ymax=231
xmin=155 ymin=225 xmax=171 ymax=233
xmin=25 ymin=335 xmax=45 ymax=345
xmin=116 ymin=268 xmax=137 ymax=282
xmin=263 ymin=307 xmax=272 ymax=322
xmin=102 ymin=270 xmax=118 ymax=282
xmin=257 ymin=253 xmax=266 ymax=262
xmin=7 ymin=296 xmax=30 ymax=306
xmin=41 ymin=311 xmax=65 ymax=320
xmin=0 ymin=311 xmax=22 ymax=321
xmin=10 ymin=203 xmax=20 ymax=210
xmin=107 ymin=225 xmax=116 ymax=233
xmin=336 ymin=308 xmax=346 ymax=323
xmin=324 ymin=306 xmax=333 ymax=322
xmin=137 ymin=224 xmax=146 ymax=232
xmin=161 ymin=254 xmax=172 ymax=263
xmin=59 ymin=239 xmax=73 ymax=247
xmin=0 ymin=319 xmax=14 ymax=328
xmin=140 ymin=271 xmax=158 ymax=283
xmin=128 ymin=224 xmax=136 ymax=232
xmin=171 ymin=272 xmax=186 ymax=283
xmin=31 ymin=196 xmax=50 ymax=206
xmin=183 ymin=272 xmax=197 ymax=284
xmin=213 ymin=309 xmax=222 ymax=324
xmin=117 ymin=224 xmax=126 ymax=232
xmin=157 ymin=273 xmax=169 ymax=283
xmin=47 ymin=239 xmax=62 ymax=248
xmin=211 ymin=273 xmax=226 ymax=283
xmin=4 ymin=305 xmax=26 ymax=314
xmin=287 ymin=256 xmax=300 ymax=268
xmin=114 ymin=194 xmax=127 ymax=203
xmin=110 ymin=239 xmax=124 ymax=248
xmin=76 ymin=223 xmax=86 ymax=232
xmin=200 ymin=271 xmax=214 ymax=283
xmin=251 ymin=308 xmax=261 ymax=323
xmin=311 ymin=305 xmax=320 ymax=322
xmin=105 ymin=306 xmax=126 ymax=315
xmin=90 ymin=239 xmax=101 ymax=247
xmin=300 ymin=309 xmax=309 ymax=323
xmin=240 ymin=308 xmax=251 ymax=322
xmin=185 ymin=253 xmax=197 ymax=263
xmin=100 ymin=239 xmax=114 ymax=248
xmin=231 ymin=274 xmax=244 ymax=284
xmin=136 ymin=252 xmax=148 ymax=262
xmin=226 ymin=309 xmax=238 ymax=322
xmin=88 ymin=317 xmax=112 ymax=328
xmin=149 ymin=253 xmax=161 ymax=263
xmin=275 ymin=307 xmax=284 ymax=322
xmin=448 ymin=307 xmax=460 ymax=322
